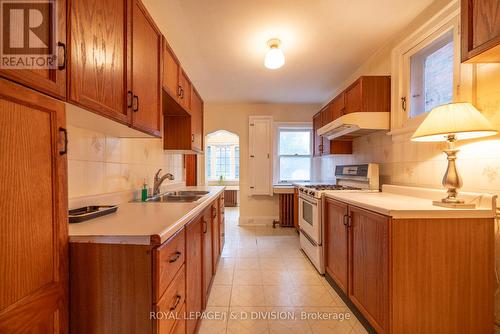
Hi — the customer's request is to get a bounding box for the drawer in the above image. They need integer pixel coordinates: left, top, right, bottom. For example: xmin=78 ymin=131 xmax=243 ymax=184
xmin=155 ymin=228 xmax=185 ymax=301
xmin=156 ymin=265 xmax=186 ymax=334
xmin=170 ymin=304 xmax=186 ymax=334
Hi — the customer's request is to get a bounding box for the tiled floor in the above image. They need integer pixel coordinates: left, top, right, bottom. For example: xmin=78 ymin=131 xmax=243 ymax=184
xmin=199 ymin=207 xmax=368 ymax=334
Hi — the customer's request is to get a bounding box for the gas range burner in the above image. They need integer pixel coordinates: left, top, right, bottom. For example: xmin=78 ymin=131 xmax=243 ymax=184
xmin=304 ymin=184 xmax=362 ymax=191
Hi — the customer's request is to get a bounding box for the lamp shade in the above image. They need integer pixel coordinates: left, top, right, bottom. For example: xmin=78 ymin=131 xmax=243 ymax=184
xmin=411 ymin=102 xmax=497 ymax=142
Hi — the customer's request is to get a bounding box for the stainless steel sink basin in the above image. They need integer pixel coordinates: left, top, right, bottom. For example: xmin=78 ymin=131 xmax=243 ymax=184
xmin=131 ymin=190 xmax=209 ymax=203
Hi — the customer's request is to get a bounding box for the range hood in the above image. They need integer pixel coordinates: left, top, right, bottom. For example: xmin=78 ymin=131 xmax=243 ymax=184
xmin=317 ymin=112 xmax=390 ymax=140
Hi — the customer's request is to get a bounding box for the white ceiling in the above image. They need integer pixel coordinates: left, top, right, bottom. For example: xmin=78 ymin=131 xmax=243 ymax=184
xmin=143 ymin=0 xmax=435 ymax=104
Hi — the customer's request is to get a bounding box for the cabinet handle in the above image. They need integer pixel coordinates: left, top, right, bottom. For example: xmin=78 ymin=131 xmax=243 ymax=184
xmin=57 ymin=42 xmax=66 ymax=70
xmin=127 ymin=91 xmax=133 ymax=108
xmin=169 ymin=295 xmax=181 ymax=311
xmin=177 ymin=85 xmax=182 ymax=97
xmin=180 ymin=87 xmax=184 ymax=99
xmin=203 ymin=219 xmax=207 ymax=233
xmin=168 ymin=251 xmax=182 ymax=263
xmin=212 ymin=206 xmax=216 ymax=219
xmin=59 ymin=127 xmax=68 ymax=155
xmin=133 ymin=95 xmax=139 ymax=112
xmin=343 ymin=214 xmax=348 ymax=227
xmin=191 ymin=134 xmax=194 ymax=142
xmin=401 ymin=96 xmax=407 ymax=112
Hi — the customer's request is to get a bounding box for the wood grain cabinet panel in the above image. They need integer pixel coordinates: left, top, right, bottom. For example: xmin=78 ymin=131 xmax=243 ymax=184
xmin=155 ymin=265 xmax=186 ymax=334
xmin=131 ymin=0 xmax=161 ymax=136
xmin=324 ymin=198 xmax=349 ymax=294
xmin=68 ymin=0 xmax=128 ymax=123
xmin=202 ymin=207 xmax=214 ymax=306
xmin=190 ymin=88 xmax=204 ymax=152
xmin=185 ymin=218 xmax=203 ymax=334
xmin=162 ymin=39 xmax=181 ymax=100
xmin=0 ymin=78 xmax=68 ymax=333
xmin=0 ymin=0 xmax=66 ymax=99
xmin=348 ymin=206 xmax=389 ymax=334
xmin=212 ymin=204 xmax=220 ymax=270
xmin=344 ymin=76 xmax=391 ymax=114
xmin=461 ymin=0 xmax=500 ymax=62
xmin=154 ymin=229 xmax=185 ymax=302
xmin=179 ymin=70 xmax=192 ymax=111
xmin=219 ymin=195 xmax=225 ymax=253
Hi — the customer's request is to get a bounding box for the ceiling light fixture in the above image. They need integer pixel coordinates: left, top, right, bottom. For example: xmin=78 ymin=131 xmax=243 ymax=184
xmin=264 ymin=38 xmax=285 ymax=70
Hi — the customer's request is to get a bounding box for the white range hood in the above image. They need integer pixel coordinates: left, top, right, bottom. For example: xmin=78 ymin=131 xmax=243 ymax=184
xmin=317 ymin=112 xmax=390 ymax=140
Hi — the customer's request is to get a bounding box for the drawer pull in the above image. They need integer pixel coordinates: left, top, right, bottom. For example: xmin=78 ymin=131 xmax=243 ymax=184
xmin=170 ymin=295 xmax=181 ymax=311
xmin=203 ymin=219 xmax=207 ymax=234
xmin=169 ymin=251 xmax=182 ymax=263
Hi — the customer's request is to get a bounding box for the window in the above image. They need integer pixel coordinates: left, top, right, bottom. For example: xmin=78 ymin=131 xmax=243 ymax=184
xmin=409 ymin=30 xmax=454 ymax=118
xmin=205 ymin=130 xmax=240 ymax=181
xmin=277 ymin=129 xmax=311 ymax=182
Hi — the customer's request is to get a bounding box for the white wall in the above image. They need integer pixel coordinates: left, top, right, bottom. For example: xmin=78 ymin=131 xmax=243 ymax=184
xmin=203 ymin=103 xmax=319 ymax=224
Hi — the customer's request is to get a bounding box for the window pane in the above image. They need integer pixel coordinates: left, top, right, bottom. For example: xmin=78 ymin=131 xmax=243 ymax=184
xmin=279 ymin=157 xmax=310 ymax=181
xmin=234 ymin=146 xmax=239 ymax=178
xmin=410 ymin=30 xmax=454 ymax=118
xmin=279 ymin=131 xmax=311 ymax=155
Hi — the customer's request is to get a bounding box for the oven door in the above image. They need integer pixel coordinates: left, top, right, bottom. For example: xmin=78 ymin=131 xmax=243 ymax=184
xmin=298 ymin=195 xmax=321 ymax=243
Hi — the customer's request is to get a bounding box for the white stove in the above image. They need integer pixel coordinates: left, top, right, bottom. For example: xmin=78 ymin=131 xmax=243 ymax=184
xmin=298 ymin=163 xmax=379 ymax=274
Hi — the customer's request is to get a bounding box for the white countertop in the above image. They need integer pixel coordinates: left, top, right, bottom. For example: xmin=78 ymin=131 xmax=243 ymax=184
xmin=68 ymin=186 xmax=225 ymax=245
xmin=324 ymin=185 xmax=497 ymax=219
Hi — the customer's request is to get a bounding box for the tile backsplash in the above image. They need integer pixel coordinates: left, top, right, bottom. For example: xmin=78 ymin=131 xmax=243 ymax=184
xmin=67 ymin=125 xmax=184 ymax=199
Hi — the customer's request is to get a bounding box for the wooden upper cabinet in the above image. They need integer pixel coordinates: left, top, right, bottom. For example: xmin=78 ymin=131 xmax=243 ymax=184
xmin=0 ymin=78 xmax=68 ymax=333
xmin=68 ymin=0 xmax=129 ymax=123
xmin=179 ymin=70 xmax=192 ymax=111
xmin=325 ymin=198 xmax=349 ymax=294
xmin=348 ymin=206 xmax=390 ymax=334
xmin=461 ymin=0 xmax=500 ymax=62
xmin=191 ymin=88 xmax=204 ymax=152
xmin=330 ymin=92 xmax=345 ymax=120
xmin=344 ymin=76 xmax=390 ymax=114
xmin=185 ymin=218 xmax=203 ymax=334
xmin=0 ymin=0 xmax=66 ymax=99
xmin=312 ymin=112 xmax=323 ymax=157
xmin=131 ymin=0 xmax=161 ymax=137
xmin=320 ymin=103 xmax=333 ymax=126
xmin=162 ymin=39 xmax=181 ymax=100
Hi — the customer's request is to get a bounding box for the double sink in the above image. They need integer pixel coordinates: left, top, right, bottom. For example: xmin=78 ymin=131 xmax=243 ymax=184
xmin=134 ymin=190 xmax=210 ymax=203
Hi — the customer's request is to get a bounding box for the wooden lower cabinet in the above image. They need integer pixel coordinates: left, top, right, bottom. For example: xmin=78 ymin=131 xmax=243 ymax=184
xmin=212 ymin=204 xmax=220 ymax=270
xmin=324 ymin=198 xmax=349 ymax=294
xmin=70 ymin=195 xmax=224 ymax=333
xmin=186 ymin=217 xmax=203 ymax=334
xmin=219 ymin=194 xmax=226 ymax=253
xmin=324 ymin=199 xmax=494 ymax=334
xmin=0 ymin=78 xmax=68 ymax=333
xmin=202 ymin=207 xmax=214 ymax=305
xmin=348 ymin=206 xmax=389 ymax=333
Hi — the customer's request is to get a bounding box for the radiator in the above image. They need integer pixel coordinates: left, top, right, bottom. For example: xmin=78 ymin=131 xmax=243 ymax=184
xmin=278 ymin=193 xmax=294 ymax=227
xmin=224 ymin=190 xmax=238 ymax=207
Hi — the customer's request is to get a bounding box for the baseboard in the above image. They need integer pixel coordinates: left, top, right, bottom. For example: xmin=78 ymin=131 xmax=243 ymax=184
xmin=238 ymin=216 xmax=278 ymax=226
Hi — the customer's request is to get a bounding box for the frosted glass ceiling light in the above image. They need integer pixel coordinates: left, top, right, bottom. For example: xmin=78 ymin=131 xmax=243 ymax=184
xmin=264 ymin=38 xmax=285 ymax=70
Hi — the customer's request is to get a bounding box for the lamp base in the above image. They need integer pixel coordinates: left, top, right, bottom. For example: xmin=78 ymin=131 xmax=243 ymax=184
xmin=432 ymin=200 xmax=476 ymax=209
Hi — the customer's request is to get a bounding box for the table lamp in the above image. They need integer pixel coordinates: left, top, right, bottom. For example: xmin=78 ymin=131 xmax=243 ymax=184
xmin=411 ymin=102 xmax=497 ymax=208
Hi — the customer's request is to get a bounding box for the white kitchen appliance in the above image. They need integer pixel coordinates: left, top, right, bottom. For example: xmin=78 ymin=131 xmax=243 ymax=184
xmin=298 ymin=163 xmax=379 ymax=274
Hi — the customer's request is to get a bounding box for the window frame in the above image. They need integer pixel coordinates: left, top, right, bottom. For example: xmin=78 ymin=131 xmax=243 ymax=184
xmin=274 ymin=125 xmax=313 ymax=184
xmin=389 ymin=6 xmax=472 ymax=136
xmin=206 ymin=143 xmax=240 ymax=181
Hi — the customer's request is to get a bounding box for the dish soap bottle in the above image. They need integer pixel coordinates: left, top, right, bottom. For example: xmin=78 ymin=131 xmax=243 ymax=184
xmin=141 ymin=179 xmax=148 ymax=202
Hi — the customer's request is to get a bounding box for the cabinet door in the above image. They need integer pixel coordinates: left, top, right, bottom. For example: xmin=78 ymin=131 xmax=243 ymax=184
xmin=248 ymin=117 xmax=272 ymax=195
xmin=345 ymin=80 xmax=362 ymax=114
xmin=212 ymin=204 xmax=220 ymax=270
xmin=0 ymin=79 xmax=68 ymax=333
xmin=179 ymin=70 xmax=192 ymax=111
xmin=0 ymin=0 xmax=66 ymax=99
xmin=321 ymin=104 xmax=333 ymax=125
xmin=162 ymin=39 xmax=181 ymax=100
xmin=348 ymin=206 xmax=389 ymax=334
xmin=331 ymin=93 xmax=345 ymax=120
xmin=202 ymin=208 xmax=213 ymax=306
xmin=324 ymin=198 xmax=349 ymax=294
xmin=219 ymin=195 xmax=225 ymax=253
xmin=68 ymin=0 xmax=128 ymax=123
xmin=131 ymin=0 xmax=161 ymax=136
xmin=312 ymin=112 xmax=323 ymax=157
xmin=461 ymin=0 xmax=500 ymax=62
xmin=185 ymin=218 xmax=203 ymax=334
xmin=190 ymin=89 xmax=204 ymax=152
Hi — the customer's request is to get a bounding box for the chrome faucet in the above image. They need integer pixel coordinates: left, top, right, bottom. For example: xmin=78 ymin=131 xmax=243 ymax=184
xmin=153 ymin=169 xmax=175 ymax=196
